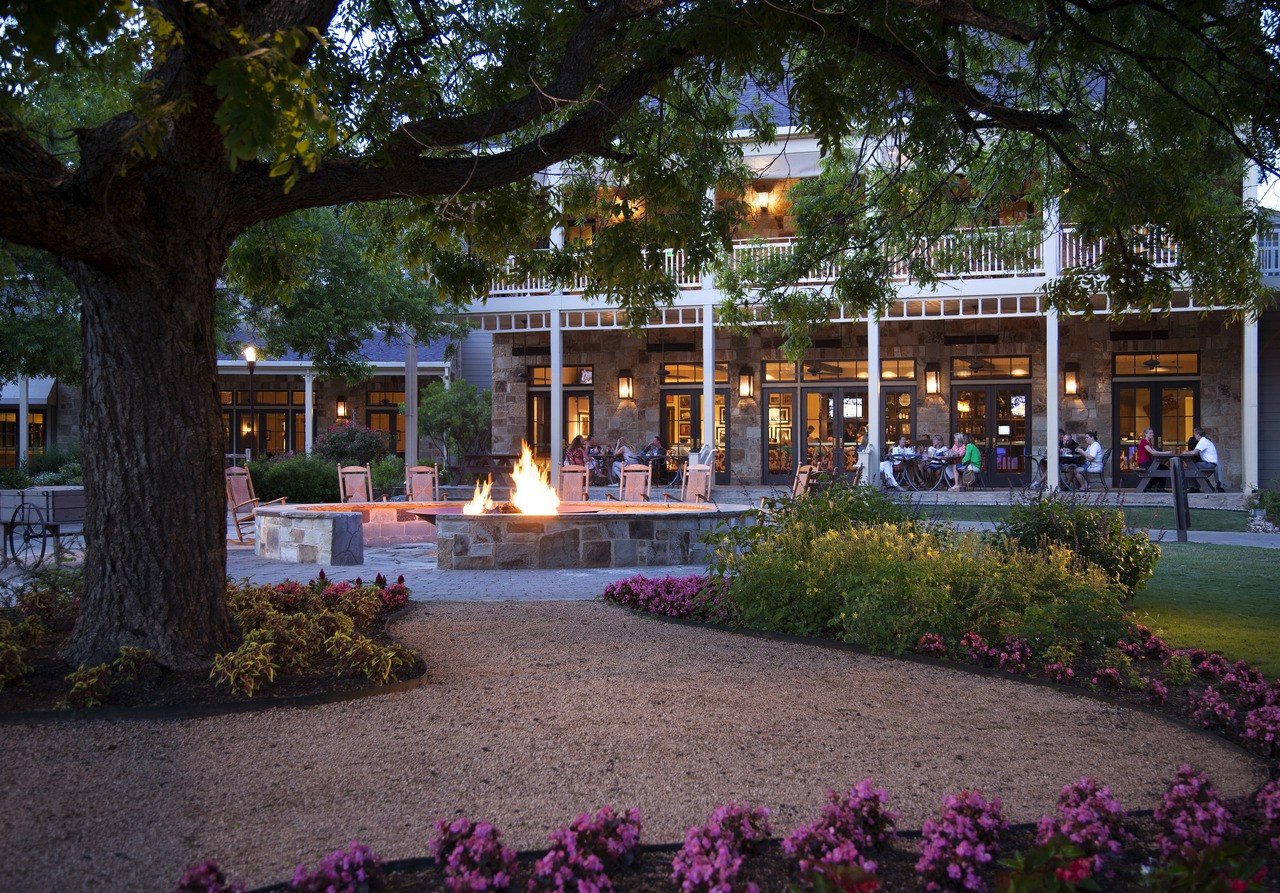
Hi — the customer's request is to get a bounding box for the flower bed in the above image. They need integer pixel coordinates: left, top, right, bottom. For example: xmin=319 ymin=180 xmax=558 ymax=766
xmin=0 ymin=568 xmax=423 ymax=713
xmin=179 ymin=771 xmax=1280 ymax=892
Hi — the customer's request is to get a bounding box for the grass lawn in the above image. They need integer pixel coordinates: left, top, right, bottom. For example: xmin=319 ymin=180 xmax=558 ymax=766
xmin=922 ymin=504 xmax=1248 ymax=532
xmin=1129 ymin=543 xmax=1280 ymax=675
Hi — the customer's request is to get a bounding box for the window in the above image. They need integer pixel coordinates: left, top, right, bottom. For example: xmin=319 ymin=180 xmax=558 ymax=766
xmin=1113 ymin=352 xmax=1199 ymax=376
xmin=529 ymin=365 xmax=594 ymax=387
xmin=0 ymin=410 xmax=46 ymax=469
xmin=880 ymin=359 xmax=916 ymax=380
xmin=802 ymin=359 xmax=865 ymax=381
xmin=660 ymin=363 xmax=729 ymax=384
xmin=366 ymin=389 xmax=405 ymax=407
xmin=763 ymin=361 xmax=797 ymax=382
xmin=950 ymin=356 xmax=1031 ymax=379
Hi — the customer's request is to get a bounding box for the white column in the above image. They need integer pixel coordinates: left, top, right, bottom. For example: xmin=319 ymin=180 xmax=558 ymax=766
xmin=865 ymin=313 xmax=881 ymax=486
xmin=17 ymin=376 xmax=29 ymax=468
xmin=1243 ymin=316 xmax=1259 ymax=493
xmin=1045 ymin=309 xmax=1060 ymax=490
xmin=404 ymin=341 xmax=419 ymax=467
xmin=1042 ymin=198 xmax=1062 ymax=491
xmin=1242 ymin=162 xmax=1261 ymax=494
xmin=550 ymin=311 xmax=564 ymax=483
xmin=701 ymin=304 xmax=715 ymax=452
xmin=302 ymin=371 xmax=316 ymax=455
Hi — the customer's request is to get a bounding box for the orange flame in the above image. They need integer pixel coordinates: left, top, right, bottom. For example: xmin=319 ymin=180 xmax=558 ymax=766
xmin=462 ymin=476 xmax=495 ymax=515
xmin=510 ymin=441 xmax=560 ymax=515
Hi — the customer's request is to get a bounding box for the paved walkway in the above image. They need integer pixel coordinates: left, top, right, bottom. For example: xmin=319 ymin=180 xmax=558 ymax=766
xmin=226 ymin=542 xmax=706 ymax=599
xmin=1 ymin=601 xmax=1266 ymax=891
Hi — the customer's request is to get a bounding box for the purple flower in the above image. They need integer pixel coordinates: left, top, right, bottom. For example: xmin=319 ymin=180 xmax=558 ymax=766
xmin=529 ymin=806 xmax=643 ymax=892
xmin=916 ymin=790 xmax=1007 ymax=892
xmin=1153 ymin=766 xmax=1240 ymax=861
xmin=917 ymin=633 xmax=947 ymax=657
xmin=959 ymin=633 xmax=997 ymax=668
xmin=1243 ymin=705 xmax=1280 ymax=756
xmin=1190 ymin=686 xmax=1237 ymax=729
xmin=782 ymin=780 xmax=898 ymax=875
xmin=290 ymin=841 xmax=383 ymax=893
xmin=430 ymin=819 xmax=517 ymax=892
xmin=175 ymin=861 xmax=246 ymax=893
xmin=1146 ymin=678 xmax=1169 ymax=706
xmin=1091 ymin=668 xmax=1122 ymax=689
xmin=1034 ymin=778 xmax=1129 ymax=876
xmin=671 ymin=802 xmax=771 ymax=892
xmin=997 ymin=637 xmax=1032 ymax=675
xmin=1044 ymin=662 xmax=1075 ymax=685
xmin=1255 ymin=780 xmax=1280 ymax=852
xmin=601 ymin=575 xmax=731 ymax=623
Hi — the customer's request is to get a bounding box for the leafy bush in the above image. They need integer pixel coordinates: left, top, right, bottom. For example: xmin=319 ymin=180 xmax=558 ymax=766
xmin=247 ymin=455 xmax=340 ymax=504
xmin=671 ymin=802 xmax=772 ymax=893
xmin=314 ymin=421 xmax=393 ymax=467
xmin=25 ymin=442 xmax=79 ymax=477
xmin=210 ymin=634 xmax=279 ymax=697
xmin=370 ymin=454 xmax=405 ymax=493
xmin=420 ymin=379 xmax=492 ymax=468
xmin=725 ymin=524 xmax=1128 ymax=658
xmin=429 ymin=818 xmax=517 ymax=893
xmin=783 ymin=780 xmax=898 ymax=876
xmin=916 ymin=790 xmax=1007 ymax=892
xmin=1034 ymin=778 xmax=1129 ymax=876
xmin=601 ymin=574 xmax=731 ymax=622
xmin=62 ymin=662 xmax=114 ymax=707
xmin=1154 ymin=766 xmax=1239 ymax=861
xmin=996 ymin=495 xmax=1160 ymax=597
xmin=1255 ymin=486 xmax=1280 ymax=524
xmin=0 ymin=467 xmax=32 ymax=489
xmin=0 ymin=641 xmax=31 ymax=690
xmin=530 ymin=806 xmax=643 ymax=892
xmin=31 ymin=470 xmax=62 ymax=486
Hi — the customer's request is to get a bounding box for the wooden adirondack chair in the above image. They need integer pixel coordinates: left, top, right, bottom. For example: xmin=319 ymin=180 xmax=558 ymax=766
xmin=558 ymin=466 xmax=589 ymax=502
xmin=607 ymin=464 xmax=652 ymax=502
xmin=225 ymin=466 xmax=285 ymax=543
xmin=405 ymin=465 xmax=441 ymax=502
xmin=665 ymin=464 xmax=713 ymax=504
xmin=763 ymin=463 xmax=818 ymax=509
xmin=338 ymin=465 xmax=373 ymax=503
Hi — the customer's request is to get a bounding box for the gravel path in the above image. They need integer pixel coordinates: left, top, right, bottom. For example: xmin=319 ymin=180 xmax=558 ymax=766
xmin=0 ymin=601 xmax=1267 ymax=892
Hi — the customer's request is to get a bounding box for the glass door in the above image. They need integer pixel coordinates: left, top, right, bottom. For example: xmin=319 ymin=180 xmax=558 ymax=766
xmin=801 ymin=388 xmax=866 ymax=479
xmin=1112 ymin=383 xmax=1199 ymax=486
xmin=764 ymin=391 xmax=796 ymax=483
xmin=951 ymin=385 xmax=1030 ymax=485
xmin=662 ymin=390 xmax=731 ymax=483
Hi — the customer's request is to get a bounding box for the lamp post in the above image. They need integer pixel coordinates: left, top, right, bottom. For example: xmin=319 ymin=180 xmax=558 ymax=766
xmin=243 ymin=345 xmax=257 ymax=460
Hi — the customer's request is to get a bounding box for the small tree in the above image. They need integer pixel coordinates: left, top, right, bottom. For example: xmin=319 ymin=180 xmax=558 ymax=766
xmin=420 ymin=381 xmax=492 ymax=469
xmin=313 ymin=422 xmax=394 ymax=468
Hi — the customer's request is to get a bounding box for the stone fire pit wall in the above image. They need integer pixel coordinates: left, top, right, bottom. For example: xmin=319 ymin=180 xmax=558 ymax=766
xmin=255 ymin=507 xmax=364 ymax=566
xmin=436 ymin=507 xmax=749 ymax=570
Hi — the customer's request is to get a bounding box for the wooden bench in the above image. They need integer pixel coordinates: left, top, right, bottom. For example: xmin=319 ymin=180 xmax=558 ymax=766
xmin=1134 ymin=458 xmax=1214 ymax=493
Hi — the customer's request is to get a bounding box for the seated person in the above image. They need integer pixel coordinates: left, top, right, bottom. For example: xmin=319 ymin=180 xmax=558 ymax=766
xmin=951 ymin=434 xmax=982 ymax=491
xmin=638 ymin=435 xmax=666 ymax=466
xmin=564 ymin=435 xmax=587 ymax=468
xmin=943 ymin=433 xmax=966 ymax=487
xmin=925 ymin=434 xmax=949 ymax=466
xmin=1136 ymin=427 xmax=1155 ymax=471
xmin=1079 ymin=431 xmax=1104 ymax=492
xmin=610 ymin=437 xmax=637 ymax=483
xmin=879 ymin=435 xmax=917 ymax=490
xmin=1058 ymin=430 xmax=1085 ymax=488
xmin=584 ymin=433 xmax=603 ymax=472
xmin=1187 ymin=427 xmax=1223 ymax=491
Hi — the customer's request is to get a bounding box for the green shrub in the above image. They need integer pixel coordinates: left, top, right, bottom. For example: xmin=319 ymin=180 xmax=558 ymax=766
xmin=1256 ymin=486 xmax=1280 ymax=523
xmin=709 ymin=482 xmax=909 ymax=578
xmin=371 ymin=455 xmax=405 ymax=493
xmin=0 ymin=467 xmax=32 ymax=489
xmin=996 ymin=495 xmax=1160 ymax=597
xmin=724 ymin=523 xmax=1128 ymax=659
xmin=0 ymin=641 xmax=31 ymax=690
xmin=62 ymin=663 xmax=113 ymax=707
xmin=1164 ymin=652 xmax=1193 ymax=685
xmin=313 ymin=422 xmax=393 ymax=467
xmin=247 ymin=456 xmax=340 ymax=504
xmin=210 ymin=633 xmax=279 ymax=697
xmin=30 ymin=470 xmax=62 ymax=486
xmin=25 ymin=442 xmax=79 ymax=477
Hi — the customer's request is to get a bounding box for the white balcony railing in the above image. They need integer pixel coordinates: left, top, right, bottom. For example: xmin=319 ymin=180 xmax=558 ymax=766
xmin=486 ymin=224 xmax=1280 ymax=297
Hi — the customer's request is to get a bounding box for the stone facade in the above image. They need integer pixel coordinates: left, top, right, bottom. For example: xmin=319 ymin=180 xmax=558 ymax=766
xmin=490 ymin=313 xmax=1246 ymax=488
xmin=436 ymin=507 xmax=750 ymax=570
xmin=255 ymin=507 xmax=364 ymax=565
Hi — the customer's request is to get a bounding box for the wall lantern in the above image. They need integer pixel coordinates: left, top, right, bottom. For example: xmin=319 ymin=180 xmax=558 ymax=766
xmin=336 ymin=397 xmax=349 ymax=420
xmin=617 ymin=369 xmax=635 ymax=401
xmin=925 ymin=362 xmax=941 ymax=395
xmin=751 ymin=182 xmax=772 ymax=212
xmin=738 ymin=366 xmax=755 ymax=399
xmin=1063 ymin=362 xmax=1082 ymax=398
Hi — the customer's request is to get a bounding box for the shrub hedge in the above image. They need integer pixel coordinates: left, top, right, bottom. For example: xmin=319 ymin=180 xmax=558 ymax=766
xmin=248 ymin=456 xmax=340 ymax=504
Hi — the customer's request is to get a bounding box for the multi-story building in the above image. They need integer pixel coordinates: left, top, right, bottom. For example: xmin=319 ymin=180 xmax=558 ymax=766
xmin=464 ymin=130 xmax=1280 ymax=493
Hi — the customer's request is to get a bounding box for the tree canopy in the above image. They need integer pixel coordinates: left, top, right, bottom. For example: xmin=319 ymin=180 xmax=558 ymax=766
xmin=1 ymin=0 xmax=1278 ymax=667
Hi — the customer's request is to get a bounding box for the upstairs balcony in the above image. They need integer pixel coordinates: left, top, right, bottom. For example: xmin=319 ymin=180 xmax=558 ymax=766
xmin=484 ymin=222 xmax=1280 ymax=302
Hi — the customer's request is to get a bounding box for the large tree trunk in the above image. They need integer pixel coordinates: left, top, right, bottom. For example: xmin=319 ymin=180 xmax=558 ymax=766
xmin=63 ymin=240 xmax=236 ymax=669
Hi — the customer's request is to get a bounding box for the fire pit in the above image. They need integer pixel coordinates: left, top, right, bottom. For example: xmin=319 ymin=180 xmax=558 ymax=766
xmin=426 ymin=443 xmax=752 ymax=570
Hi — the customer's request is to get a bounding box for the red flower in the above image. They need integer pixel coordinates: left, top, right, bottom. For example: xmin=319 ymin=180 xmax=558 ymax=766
xmin=1054 ymin=857 xmax=1093 ymax=884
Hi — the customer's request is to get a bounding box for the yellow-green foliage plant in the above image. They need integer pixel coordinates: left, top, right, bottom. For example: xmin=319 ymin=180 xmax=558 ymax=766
xmin=62 ymin=663 xmax=113 ymax=708
xmin=209 ymin=633 xmax=279 ymax=697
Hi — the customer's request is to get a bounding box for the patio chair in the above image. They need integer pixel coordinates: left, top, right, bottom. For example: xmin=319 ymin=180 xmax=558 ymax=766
xmin=405 ymin=465 xmax=441 ymax=502
xmin=225 ymin=466 xmax=285 ymax=544
xmin=1080 ymin=448 xmax=1113 ymax=493
xmin=338 ymin=464 xmax=373 ymax=503
xmin=606 ymin=464 xmax=652 ymax=502
xmin=665 ymin=464 xmax=713 ymax=504
xmin=558 ymin=466 xmax=589 ymax=502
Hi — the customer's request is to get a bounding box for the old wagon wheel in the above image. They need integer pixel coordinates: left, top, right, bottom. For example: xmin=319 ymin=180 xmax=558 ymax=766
xmin=8 ymin=502 xmax=47 ymax=569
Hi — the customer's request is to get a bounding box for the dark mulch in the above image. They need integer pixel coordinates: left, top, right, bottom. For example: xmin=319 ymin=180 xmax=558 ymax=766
xmin=0 ymin=609 xmax=426 ymax=717
xmin=255 ymin=819 xmax=1280 ymax=892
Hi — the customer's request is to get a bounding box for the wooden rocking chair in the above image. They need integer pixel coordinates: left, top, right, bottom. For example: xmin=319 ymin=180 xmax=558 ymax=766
xmin=406 ymin=465 xmax=441 ymax=502
xmin=606 ymin=464 xmax=652 ymax=502
xmin=558 ymin=466 xmax=589 ymax=502
xmin=665 ymin=464 xmax=713 ymax=504
xmin=225 ymin=466 xmax=285 ymax=543
xmin=338 ymin=464 xmax=373 ymax=503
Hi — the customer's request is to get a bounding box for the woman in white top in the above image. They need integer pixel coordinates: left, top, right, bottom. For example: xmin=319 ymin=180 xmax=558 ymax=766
xmin=880 ymin=435 xmax=917 ymax=490
xmin=610 ymin=438 xmax=637 ymax=483
xmin=1079 ymin=431 xmax=1104 ymax=492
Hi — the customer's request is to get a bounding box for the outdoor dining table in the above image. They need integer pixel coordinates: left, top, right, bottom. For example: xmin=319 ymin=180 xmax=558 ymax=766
xmin=1137 ymin=450 xmax=1214 ymax=493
